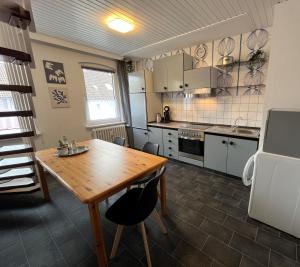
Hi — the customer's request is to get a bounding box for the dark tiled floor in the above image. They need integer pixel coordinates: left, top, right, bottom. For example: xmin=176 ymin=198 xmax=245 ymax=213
xmin=1 ymin=160 xmax=300 ymax=267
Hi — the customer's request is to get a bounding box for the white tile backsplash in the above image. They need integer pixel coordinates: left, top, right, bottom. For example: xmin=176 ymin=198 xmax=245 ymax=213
xmin=163 ymin=94 xmax=265 ymax=127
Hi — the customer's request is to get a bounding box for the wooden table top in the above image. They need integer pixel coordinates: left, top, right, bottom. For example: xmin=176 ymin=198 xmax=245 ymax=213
xmin=35 ymin=139 xmax=167 ymax=203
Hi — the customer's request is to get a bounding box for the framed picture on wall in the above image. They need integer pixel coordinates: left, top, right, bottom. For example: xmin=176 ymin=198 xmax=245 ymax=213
xmin=43 ymin=60 xmax=66 ymax=84
xmin=48 ymin=87 xmax=70 ymax=108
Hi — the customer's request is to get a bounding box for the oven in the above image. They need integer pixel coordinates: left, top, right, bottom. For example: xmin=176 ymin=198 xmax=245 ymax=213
xmin=178 ymin=135 xmax=205 ymax=161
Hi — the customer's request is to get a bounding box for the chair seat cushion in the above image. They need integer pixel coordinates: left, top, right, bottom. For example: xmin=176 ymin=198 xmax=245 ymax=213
xmin=105 ymin=188 xmax=147 ymax=226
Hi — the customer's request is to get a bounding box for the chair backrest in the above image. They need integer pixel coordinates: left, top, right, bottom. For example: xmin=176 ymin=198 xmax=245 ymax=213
xmin=142 ymin=142 xmax=159 ymax=155
xmin=113 ymin=137 xmax=125 ymax=146
xmin=136 ymin=166 xmax=166 ymax=220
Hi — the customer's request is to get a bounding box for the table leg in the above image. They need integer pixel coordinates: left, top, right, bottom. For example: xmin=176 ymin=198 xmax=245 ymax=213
xmin=160 ymin=173 xmax=167 ymax=216
xmin=88 ymin=202 xmax=108 ymax=267
xmin=36 ymin=161 xmax=50 ymax=201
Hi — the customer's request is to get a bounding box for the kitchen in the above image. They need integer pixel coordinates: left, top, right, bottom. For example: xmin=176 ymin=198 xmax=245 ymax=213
xmin=129 ymin=50 xmax=261 ymax=178
xmin=1 ymin=1 xmax=300 ymax=267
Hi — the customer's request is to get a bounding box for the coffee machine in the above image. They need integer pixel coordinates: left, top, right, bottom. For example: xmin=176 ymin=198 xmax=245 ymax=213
xmin=162 ymin=105 xmax=171 ymax=123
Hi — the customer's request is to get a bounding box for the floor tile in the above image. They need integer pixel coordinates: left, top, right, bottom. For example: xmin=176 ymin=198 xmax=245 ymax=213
xmin=256 ymin=229 xmax=297 ymax=260
xmin=203 ymin=236 xmax=242 ymax=267
xmin=230 ymin=233 xmax=270 ymax=265
xmin=239 ymin=255 xmax=264 ymax=267
xmin=142 ymin=244 xmax=183 ymax=267
xmin=0 ymin=242 xmax=28 ymax=267
xmin=269 ymin=250 xmax=298 ymax=267
xmin=145 ymin=217 xmax=181 ymax=254
xmin=199 ymin=205 xmax=227 ymax=224
xmin=199 ymin=218 xmax=233 ymax=244
xmin=174 ymin=205 xmax=205 ymax=227
xmin=163 ymin=216 xmax=208 ymax=250
xmin=218 ymin=203 xmax=247 ymax=221
xmin=109 ymin=249 xmax=144 ymax=267
xmin=224 ymin=216 xmax=258 ymax=240
xmin=173 ymin=240 xmax=212 ymax=267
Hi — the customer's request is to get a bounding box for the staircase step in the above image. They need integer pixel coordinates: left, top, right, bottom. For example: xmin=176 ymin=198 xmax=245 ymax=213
xmin=0 ymin=167 xmax=34 ymax=180
xmin=0 ymin=47 xmax=31 ymax=63
xmin=0 ymin=177 xmax=36 ymax=191
xmin=0 ymin=144 xmax=33 ymax=156
xmin=0 ymin=129 xmax=34 ymax=140
xmin=0 ymin=110 xmax=33 ymax=117
xmin=0 ymin=84 xmax=33 ymax=94
xmin=0 ymin=156 xmax=34 ymax=170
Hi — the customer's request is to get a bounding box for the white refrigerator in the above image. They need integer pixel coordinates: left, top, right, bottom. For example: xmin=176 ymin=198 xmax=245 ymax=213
xmin=243 ymin=110 xmax=300 ymax=237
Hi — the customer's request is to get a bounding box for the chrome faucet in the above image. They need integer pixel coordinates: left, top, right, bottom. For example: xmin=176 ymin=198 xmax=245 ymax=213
xmin=231 ymin=117 xmax=243 ymax=132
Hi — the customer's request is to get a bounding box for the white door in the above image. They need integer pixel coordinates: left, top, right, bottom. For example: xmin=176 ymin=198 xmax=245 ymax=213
xmin=148 ymin=127 xmax=164 ymax=156
xmin=204 ymin=134 xmax=228 ymax=173
xmin=133 ymin=128 xmax=149 ymax=150
xmin=129 ymin=93 xmax=147 ymax=129
xmin=128 ymin=71 xmax=146 ymax=93
xmin=227 ymin=137 xmax=257 ymax=177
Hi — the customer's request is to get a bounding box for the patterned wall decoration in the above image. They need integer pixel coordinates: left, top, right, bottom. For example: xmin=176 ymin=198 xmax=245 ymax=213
xmin=239 ymin=29 xmax=270 ymax=96
xmin=213 ymin=35 xmax=241 ymax=96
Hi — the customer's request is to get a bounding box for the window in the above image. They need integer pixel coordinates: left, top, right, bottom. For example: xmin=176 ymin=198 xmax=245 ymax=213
xmin=0 ymin=62 xmax=19 ymax=130
xmin=82 ymin=67 xmax=121 ymax=126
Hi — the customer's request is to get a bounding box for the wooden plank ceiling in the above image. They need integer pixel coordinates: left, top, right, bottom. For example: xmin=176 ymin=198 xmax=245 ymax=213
xmin=31 ymin=0 xmax=285 ymax=57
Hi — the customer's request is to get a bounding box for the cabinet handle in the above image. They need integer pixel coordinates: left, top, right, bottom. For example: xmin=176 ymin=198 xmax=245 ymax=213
xmin=144 ymin=132 xmax=148 ymax=135
xmin=168 ymin=133 xmax=172 ymax=135
xmin=222 ymin=140 xmax=227 ymax=144
xmin=179 ymin=85 xmax=183 ymax=88
xmin=163 ymin=86 xmax=167 ymax=90
xmin=168 ymin=147 xmax=172 ymax=149
xmin=141 ymin=87 xmax=145 ymax=91
xmin=169 ymin=154 xmax=172 ymax=157
xmin=229 ymin=141 xmax=235 ymax=145
xmin=185 ymin=83 xmax=189 ymax=87
xmin=168 ymin=140 xmax=172 ymax=143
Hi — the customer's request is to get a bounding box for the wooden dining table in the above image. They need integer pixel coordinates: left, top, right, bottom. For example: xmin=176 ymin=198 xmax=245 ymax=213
xmin=35 ymin=139 xmax=168 ymax=267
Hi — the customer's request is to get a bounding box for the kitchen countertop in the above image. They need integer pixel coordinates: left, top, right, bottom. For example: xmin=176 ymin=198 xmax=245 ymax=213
xmin=147 ymin=121 xmax=260 ymax=140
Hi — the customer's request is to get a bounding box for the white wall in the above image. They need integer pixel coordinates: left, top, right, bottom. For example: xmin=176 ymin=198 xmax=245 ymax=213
xmin=260 ymin=0 xmax=300 ymax=144
xmin=31 ymin=41 xmax=117 ymax=150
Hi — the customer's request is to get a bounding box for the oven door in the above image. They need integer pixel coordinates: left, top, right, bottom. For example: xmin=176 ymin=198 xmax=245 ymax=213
xmin=178 ymin=137 xmax=204 ymax=161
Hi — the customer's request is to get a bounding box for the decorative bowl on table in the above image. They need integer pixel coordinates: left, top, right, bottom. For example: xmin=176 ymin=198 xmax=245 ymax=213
xmin=57 ymin=146 xmax=89 ymax=157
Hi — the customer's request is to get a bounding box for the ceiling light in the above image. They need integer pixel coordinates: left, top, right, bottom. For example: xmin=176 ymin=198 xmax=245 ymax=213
xmin=107 ymin=18 xmax=134 ymax=33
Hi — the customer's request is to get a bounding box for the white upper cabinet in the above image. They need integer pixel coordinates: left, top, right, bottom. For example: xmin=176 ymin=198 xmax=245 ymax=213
xmin=184 ymin=67 xmax=219 ymax=90
xmin=153 ymin=54 xmax=193 ymax=92
xmin=128 ymin=70 xmax=146 ymax=93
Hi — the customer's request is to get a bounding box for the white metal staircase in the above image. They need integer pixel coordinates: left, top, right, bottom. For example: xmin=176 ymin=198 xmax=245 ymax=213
xmin=0 ymin=3 xmax=39 ymax=194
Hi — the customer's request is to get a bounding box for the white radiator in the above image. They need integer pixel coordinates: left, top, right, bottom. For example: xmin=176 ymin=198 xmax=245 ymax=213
xmin=92 ymin=124 xmax=128 ymax=145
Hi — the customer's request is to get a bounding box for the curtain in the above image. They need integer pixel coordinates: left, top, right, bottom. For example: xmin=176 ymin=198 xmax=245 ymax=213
xmin=116 ymin=60 xmax=133 ymax=146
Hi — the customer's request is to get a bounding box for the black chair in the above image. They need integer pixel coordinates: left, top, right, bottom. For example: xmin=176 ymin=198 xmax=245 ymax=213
xmin=132 ymin=142 xmax=159 ymax=186
xmin=113 ymin=137 xmax=125 ymax=146
xmin=106 ymin=166 xmax=167 ymax=267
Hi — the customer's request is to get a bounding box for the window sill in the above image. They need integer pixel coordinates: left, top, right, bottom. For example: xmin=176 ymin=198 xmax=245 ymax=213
xmin=85 ymin=121 xmax=126 ymax=129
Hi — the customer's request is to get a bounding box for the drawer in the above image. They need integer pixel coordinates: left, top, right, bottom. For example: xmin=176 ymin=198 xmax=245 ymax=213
xmin=164 ymin=146 xmax=178 ymax=159
xmin=163 ymin=137 xmax=178 ymax=146
xmin=164 ymin=144 xmax=178 ymax=153
xmin=163 ymin=129 xmax=178 ymax=139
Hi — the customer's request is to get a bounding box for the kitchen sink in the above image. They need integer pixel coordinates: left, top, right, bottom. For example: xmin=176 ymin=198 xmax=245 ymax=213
xmin=232 ymin=128 xmax=256 ymax=134
xmin=212 ymin=126 xmax=259 ymax=136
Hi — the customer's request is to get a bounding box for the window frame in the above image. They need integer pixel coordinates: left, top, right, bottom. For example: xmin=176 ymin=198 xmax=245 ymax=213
xmin=81 ymin=66 xmax=123 ymax=127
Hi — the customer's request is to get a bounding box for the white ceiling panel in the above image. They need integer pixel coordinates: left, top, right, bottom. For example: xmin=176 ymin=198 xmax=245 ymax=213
xmin=30 ymin=0 xmax=286 ymax=58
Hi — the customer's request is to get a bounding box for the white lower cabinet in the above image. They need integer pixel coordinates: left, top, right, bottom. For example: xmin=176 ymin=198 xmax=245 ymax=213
xmin=226 ymin=137 xmax=257 ymax=177
xmin=204 ymin=134 xmax=228 ymax=173
xmin=133 ymin=128 xmax=149 ymax=150
xmin=148 ymin=127 xmax=164 ymax=156
xmin=204 ymin=134 xmax=257 ymax=177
